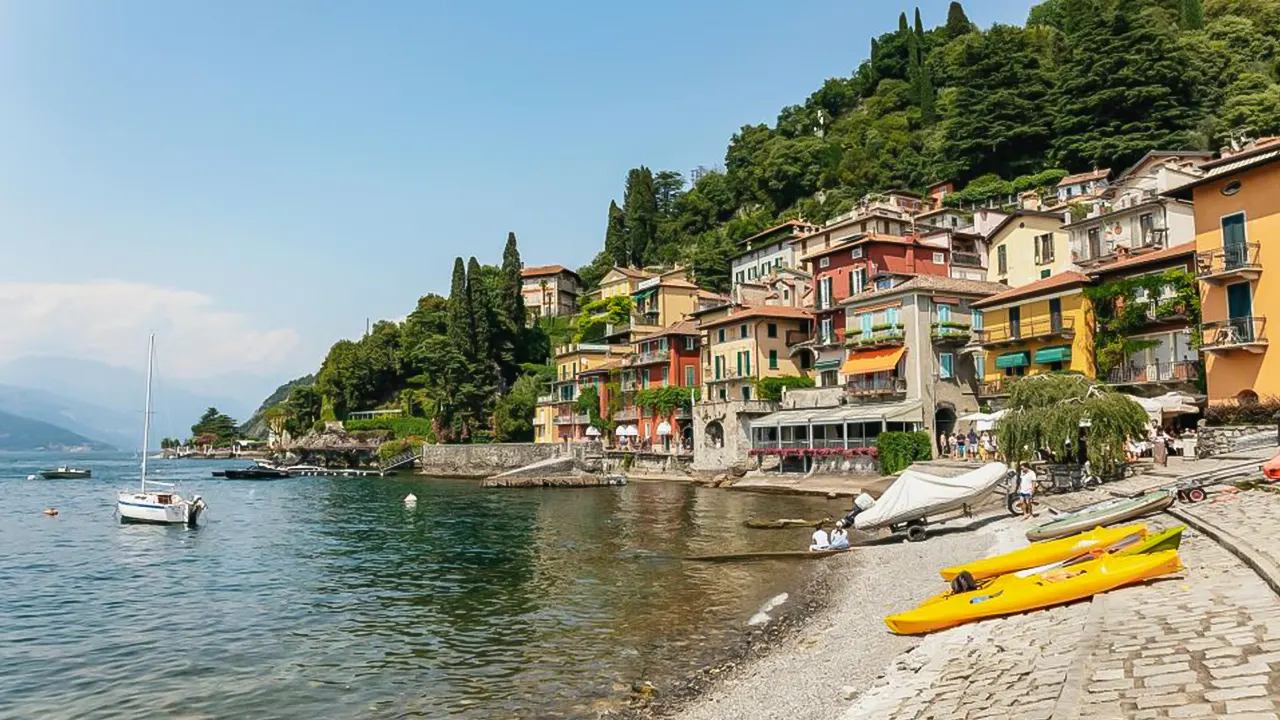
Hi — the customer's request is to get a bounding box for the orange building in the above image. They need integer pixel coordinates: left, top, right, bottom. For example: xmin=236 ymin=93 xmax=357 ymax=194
xmin=1166 ymin=140 xmax=1280 ymax=402
xmin=616 ymin=321 xmax=702 ymax=451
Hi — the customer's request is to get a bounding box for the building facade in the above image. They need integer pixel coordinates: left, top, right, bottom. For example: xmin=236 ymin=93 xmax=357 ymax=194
xmin=616 ymin=322 xmax=701 ymax=451
xmin=730 ymin=221 xmax=816 ymax=288
xmin=537 ymin=343 xmax=629 ymax=442
xmin=521 ymin=265 xmax=582 ymax=318
xmin=1055 ymin=168 xmax=1111 ymax=204
xmin=700 ymin=306 xmax=812 ymax=403
xmin=969 ymin=272 xmax=1097 ymax=405
xmin=1167 ymin=141 xmax=1280 ymax=402
xmin=985 ymin=210 xmax=1073 ymax=287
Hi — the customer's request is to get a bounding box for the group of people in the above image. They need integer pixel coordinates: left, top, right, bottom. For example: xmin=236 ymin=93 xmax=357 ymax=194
xmin=809 ymin=521 xmax=851 ymax=551
xmin=941 ymin=429 xmax=999 ymax=462
xmin=1126 ymin=423 xmax=1193 ymax=466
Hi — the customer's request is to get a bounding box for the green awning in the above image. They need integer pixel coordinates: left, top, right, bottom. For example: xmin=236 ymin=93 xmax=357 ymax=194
xmin=995 ymin=352 xmax=1030 ymax=369
xmin=1033 ymin=346 xmax=1072 ymax=364
xmin=814 ymin=359 xmax=842 ymax=370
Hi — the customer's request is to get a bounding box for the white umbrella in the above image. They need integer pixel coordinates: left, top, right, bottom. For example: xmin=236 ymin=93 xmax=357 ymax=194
xmin=585 ymin=426 xmax=602 ymax=437
xmin=656 ymin=422 xmax=672 ymax=436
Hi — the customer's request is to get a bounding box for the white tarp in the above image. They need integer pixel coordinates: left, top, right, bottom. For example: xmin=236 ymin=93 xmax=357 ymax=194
xmin=1123 ymin=393 xmax=1200 ymax=423
xmin=957 ymin=410 xmax=1006 ymax=431
xmin=854 ymin=462 xmax=1009 ymax=531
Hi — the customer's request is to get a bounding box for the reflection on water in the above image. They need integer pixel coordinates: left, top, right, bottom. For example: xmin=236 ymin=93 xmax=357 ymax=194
xmin=0 ymin=453 xmax=845 ymax=719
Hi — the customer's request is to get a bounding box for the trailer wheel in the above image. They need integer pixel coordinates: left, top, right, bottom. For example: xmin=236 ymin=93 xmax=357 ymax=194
xmin=1186 ymin=488 xmax=1207 ymax=503
xmin=1006 ymin=492 xmax=1020 ymax=516
xmin=906 ymin=523 xmax=928 ymax=543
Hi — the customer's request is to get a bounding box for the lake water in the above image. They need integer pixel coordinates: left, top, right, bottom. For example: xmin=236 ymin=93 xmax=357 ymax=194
xmin=0 ymin=453 xmax=846 ymax=719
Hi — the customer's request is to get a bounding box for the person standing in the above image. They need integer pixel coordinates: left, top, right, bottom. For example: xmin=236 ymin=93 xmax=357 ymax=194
xmin=1018 ymin=463 xmax=1037 ymax=519
xmin=967 ymin=429 xmax=979 ymax=460
xmin=955 ymin=432 xmax=966 ymax=460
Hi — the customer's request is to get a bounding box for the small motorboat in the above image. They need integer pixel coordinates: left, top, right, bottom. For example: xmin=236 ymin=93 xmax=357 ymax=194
xmin=1026 ymin=490 xmax=1175 ymax=542
xmin=220 ymin=463 xmax=290 ymax=480
xmin=885 ymin=550 xmax=1183 ymax=635
xmin=38 ymin=467 xmax=92 ymax=479
xmin=854 ymin=462 xmax=1009 ymax=542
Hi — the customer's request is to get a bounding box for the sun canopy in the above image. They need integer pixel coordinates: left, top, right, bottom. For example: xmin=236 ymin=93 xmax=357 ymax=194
xmin=840 ymin=347 xmax=906 ymax=376
xmin=995 ymin=351 xmax=1030 ymax=369
xmin=1034 ymin=346 xmax=1072 ymax=364
xmin=751 ymin=400 xmax=924 ymax=430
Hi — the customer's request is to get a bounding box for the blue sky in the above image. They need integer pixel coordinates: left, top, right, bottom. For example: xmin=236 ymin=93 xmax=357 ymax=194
xmin=0 ymin=0 xmax=1033 ymax=394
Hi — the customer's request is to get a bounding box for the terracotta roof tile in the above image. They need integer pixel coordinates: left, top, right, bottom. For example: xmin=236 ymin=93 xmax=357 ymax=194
xmin=841 ymin=274 xmax=1010 ymax=306
xmin=697 ymin=304 xmax=813 ymax=329
xmin=971 ymin=271 xmax=1091 ymax=308
xmin=1087 ymin=242 xmax=1196 ymax=276
xmin=1057 ymin=169 xmax=1112 ymax=186
xmin=522 ymin=264 xmax=576 ymax=278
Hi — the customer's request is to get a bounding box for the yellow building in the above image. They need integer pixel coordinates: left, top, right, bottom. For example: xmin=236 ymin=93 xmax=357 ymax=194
xmin=969 ymin=272 xmax=1096 ymax=403
xmin=534 ymin=343 xmax=629 ymax=443
xmin=699 ymin=306 xmax=813 ymax=402
xmin=1166 ymin=141 xmax=1280 ymax=402
xmin=591 ymin=266 xmax=654 ymax=303
xmin=533 ymin=401 xmax=556 ymax=444
xmin=985 ymin=210 xmax=1073 ymax=287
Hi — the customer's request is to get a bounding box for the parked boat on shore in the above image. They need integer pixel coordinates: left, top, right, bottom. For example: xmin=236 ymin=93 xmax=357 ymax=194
xmin=38 ymin=467 xmax=92 ymax=479
xmin=1026 ymin=490 xmax=1174 ymax=541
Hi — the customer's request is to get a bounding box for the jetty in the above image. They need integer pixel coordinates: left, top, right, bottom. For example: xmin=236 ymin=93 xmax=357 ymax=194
xmin=479 ymin=454 xmax=623 ymax=488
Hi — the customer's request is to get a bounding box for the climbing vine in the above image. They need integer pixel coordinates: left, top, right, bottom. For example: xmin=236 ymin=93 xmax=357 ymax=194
xmin=1082 ymin=269 xmax=1200 ymax=376
xmin=634 ymin=386 xmax=696 ymax=415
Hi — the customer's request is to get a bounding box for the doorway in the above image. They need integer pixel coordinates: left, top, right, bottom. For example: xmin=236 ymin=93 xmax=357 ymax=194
xmin=1227 ymin=282 xmax=1253 ymax=341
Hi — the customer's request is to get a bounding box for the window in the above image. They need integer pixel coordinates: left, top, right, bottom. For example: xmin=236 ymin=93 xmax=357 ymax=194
xmin=1222 ymin=213 xmax=1247 ymax=266
xmin=820 ymin=277 xmax=834 ymax=309
xmin=886 ymin=307 xmax=899 ymax=327
xmin=972 ymin=310 xmax=983 ymax=330
xmin=940 ymin=353 xmax=954 ymax=379
xmin=933 ymin=252 xmax=945 ymax=264
xmin=742 ymin=386 xmax=752 ymax=401
xmin=685 ymin=365 xmax=695 ymax=387
xmin=1139 ymin=213 xmax=1154 ymax=243
xmin=714 ymin=356 xmax=723 ymax=380
xmin=1087 ymin=227 xmax=1101 ymax=258
xmin=744 ymin=351 xmax=752 ymax=375
xmin=767 ymin=323 xmax=778 ymax=338
xmin=1041 ymin=269 xmax=1051 ymax=279
xmin=819 ymin=256 xmax=831 ymax=268
xmin=852 ymin=247 xmax=864 ymax=259
xmin=736 ymin=352 xmax=743 ymax=376
xmin=783 ymin=289 xmax=790 ymax=300
xmin=938 ymin=303 xmax=952 ymax=324
xmin=736 ymin=271 xmax=744 ymax=284
xmin=854 ymin=267 xmax=866 ymax=294
xmin=661 ymin=367 xmax=669 ymax=386
xmin=950 ymin=216 xmax=959 ymax=228
xmin=769 ymin=349 xmax=778 ymax=369
xmin=975 ymin=353 xmax=985 ymax=379
xmin=997 ymin=245 xmax=1008 ymax=275
xmin=876 ymin=277 xmax=892 ymax=290
xmin=820 ymin=369 xmax=838 ymax=387
xmin=1034 ymin=233 xmax=1054 ymax=264
xmin=820 ymin=317 xmax=835 ymax=344
xmin=684 ymin=336 xmax=697 ymax=351
xmin=739 ymin=324 xmax=748 ymax=339
xmin=719 ymin=387 xmax=727 ymax=401
xmin=718 ymin=328 xmax=726 ymax=344
xmin=860 ymin=313 xmax=873 ymax=336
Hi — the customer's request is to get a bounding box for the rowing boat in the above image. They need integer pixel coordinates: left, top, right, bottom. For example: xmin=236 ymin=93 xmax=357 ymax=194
xmin=685 ymin=548 xmax=851 ymax=562
xmin=743 ymin=517 xmax=831 ymax=530
xmin=885 ymin=550 xmax=1182 ymax=635
xmin=1026 ymin=490 xmax=1174 ymax=542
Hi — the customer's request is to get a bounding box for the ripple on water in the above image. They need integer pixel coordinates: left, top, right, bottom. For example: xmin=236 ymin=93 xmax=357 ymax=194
xmin=0 ymin=452 xmax=849 ymax=719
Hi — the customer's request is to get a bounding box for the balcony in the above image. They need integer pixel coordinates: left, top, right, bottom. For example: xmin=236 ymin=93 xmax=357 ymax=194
xmin=1106 ymin=360 xmax=1201 ymax=386
xmin=973 ymin=317 xmax=1075 ymax=347
xmin=979 ymin=377 xmax=1012 ymax=397
xmin=536 ymin=394 xmax=555 ymax=405
xmin=844 ymin=376 xmax=907 ymax=399
xmin=786 ymin=330 xmax=812 ymax=346
xmin=1202 ymin=316 xmax=1268 ymax=354
xmin=845 ymin=325 xmax=906 ymax=349
xmin=1197 ymin=243 xmax=1262 ymax=285
xmin=931 ymin=323 xmax=972 ymax=345
xmin=614 ymin=408 xmax=639 ymax=422
xmin=674 ymin=407 xmax=693 ymax=420
xmin=951 ymin=251 xmax=984 ymax=268
xmin=705 ymin=368 xmax=748 ymax=384
xmin=628 ymin=350 xmax=671 ymax=366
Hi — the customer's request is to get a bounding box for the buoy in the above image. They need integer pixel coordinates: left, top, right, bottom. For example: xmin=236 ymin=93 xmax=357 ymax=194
xmin=404 ymin=493 xmax=417 ymax=507
xmin=42 ymin=508 xmax=58 ymax=516
xmin=26 ymin=474 xmax=36 ymax=481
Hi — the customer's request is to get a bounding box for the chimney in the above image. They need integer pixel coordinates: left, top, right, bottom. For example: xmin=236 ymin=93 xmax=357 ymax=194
xmin=1019 ymin=191 xmax=1041 ymax=212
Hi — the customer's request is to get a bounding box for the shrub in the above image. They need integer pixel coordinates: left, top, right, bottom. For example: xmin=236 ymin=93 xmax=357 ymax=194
xmin=346 ymin=417 xmax=436 ymax=438
xmin=755 ymin=375 xmax=815 ymax=401
xmin=1205 ymin=397 xmax=1280 ymax=426
xmin=876 ymin=431 xmax=933 ymax=474
xmin=377 ymin=436 xmax=427 ymax=461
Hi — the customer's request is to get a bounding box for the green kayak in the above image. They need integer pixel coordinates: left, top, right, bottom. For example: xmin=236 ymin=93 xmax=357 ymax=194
xmin=1027 ymin=490 xmax=1175 ymax=542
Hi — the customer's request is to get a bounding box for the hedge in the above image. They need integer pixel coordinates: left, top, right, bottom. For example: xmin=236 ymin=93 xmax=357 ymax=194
xmin=876 ymin=431 xmax=933 ymax=474
xmin=346 ymin=417 xmax=436 ymax=438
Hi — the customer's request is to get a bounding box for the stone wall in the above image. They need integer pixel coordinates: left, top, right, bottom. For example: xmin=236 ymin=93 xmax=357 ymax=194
xmin=418 ymin=442 xmax=567 ymax=478
xmin=1195 ymin=424 xmax=1277 ymax=458
xmin=691 ymin=400 xmax=780 ymax=471
xmin=600 ymin=451 xmax=692 ymax=476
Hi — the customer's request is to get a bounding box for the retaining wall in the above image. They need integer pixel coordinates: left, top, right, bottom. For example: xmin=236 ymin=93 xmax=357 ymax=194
xmin=1196 ymin=424 xmax=1276 ymax=458
xmin=418 ymin=442 xmax=567 ymax=478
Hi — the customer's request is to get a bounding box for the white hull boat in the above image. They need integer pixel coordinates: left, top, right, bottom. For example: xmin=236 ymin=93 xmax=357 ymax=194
xmin=116 ymin=334 xmax=206 ymax=527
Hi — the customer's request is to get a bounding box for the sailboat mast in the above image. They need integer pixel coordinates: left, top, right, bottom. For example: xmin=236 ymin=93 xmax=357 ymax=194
xmin=140 ymin=334 xmax=155 ymax=493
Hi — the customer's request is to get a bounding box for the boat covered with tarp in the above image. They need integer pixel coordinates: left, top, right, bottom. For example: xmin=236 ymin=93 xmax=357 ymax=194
xmin=854 ymin=462 xmax=1009 ymax=539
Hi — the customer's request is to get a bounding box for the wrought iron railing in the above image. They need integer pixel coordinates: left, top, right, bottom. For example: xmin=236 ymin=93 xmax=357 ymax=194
xmin=1197 ymin=243 xmax=1261 ymax=278
xmin=1202 ymin=316 xmax=1268 ymax=350
xmin=845 ymin=376 xmax=907 ymax=397
xmin=1106 ymin=360 xmax=1200 ymax=385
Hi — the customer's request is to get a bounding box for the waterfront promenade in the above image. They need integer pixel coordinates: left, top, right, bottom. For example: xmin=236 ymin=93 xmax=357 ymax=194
xmin=675 ymin=448 xmax=1280 ymax=720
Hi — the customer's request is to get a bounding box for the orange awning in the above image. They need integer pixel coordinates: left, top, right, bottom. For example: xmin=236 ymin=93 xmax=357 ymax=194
xmin=840 ymin=347 xmax=907 ymax=376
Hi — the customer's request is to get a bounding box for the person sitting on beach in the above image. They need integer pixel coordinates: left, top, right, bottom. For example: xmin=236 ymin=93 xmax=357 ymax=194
xmin=829 ymin=522 xmax=850 ymax=550
xmin=810 ymin=523 xmax=830 ymax=552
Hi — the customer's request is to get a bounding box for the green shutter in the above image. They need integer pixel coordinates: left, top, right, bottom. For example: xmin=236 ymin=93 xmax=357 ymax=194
xmin=995 ymin=352 xmax=1030 ymax=369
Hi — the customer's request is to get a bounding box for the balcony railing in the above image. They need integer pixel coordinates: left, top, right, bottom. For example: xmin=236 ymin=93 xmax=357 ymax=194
xmin=613 ymin=408 xmax=639 ymax=422
xmin=932 ymin=323 xmax=972 ymax=344
xmin=536 ymin=394 xmax=555 ymax=405
xmin=786 ymin=330 xmax=811 ymax=346
xmin=979 ymin=377 xmax=1012 ymax=397
xmin=844 ymin=376 xmax=907 ymax=398
xmin=706 ymin=368 xmax=748 ymax=384
xmin=845 ymin=325 xmax=906 ymax=349
xmin=974 ymin=317 xmax=1075 ymax=346
xmin=628 ymin=350 xmax=671 ymax=366
xmin=1202 ymin=316 xmax=1268 ymax=353
xmin=1197 ymin=243 xmax=1262 ymax=283
xmin=674 ymin=407 xmax=693 ymax=420
xmin=1106 ymin=360 xmax=1201 ymax=386
xmin=951 ymin=251 xmax=984 ymax=267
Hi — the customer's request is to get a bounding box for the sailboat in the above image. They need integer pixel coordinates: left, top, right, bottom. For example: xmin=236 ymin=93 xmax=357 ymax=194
xmin=116 ymin=334 xmax=207 ymax=526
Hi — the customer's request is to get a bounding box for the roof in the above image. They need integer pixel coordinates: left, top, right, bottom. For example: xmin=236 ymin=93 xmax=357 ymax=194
xmin=750 ymin=399 xmax=924 ymax=429
xmin=1057 ymin=169 xmax=1112 ymax=187
xmin=1164 ymin=144 xmax=1280 ymax=199
xmin=698 ymin=289 xmax=731 ymax=302
xmin=738 ymin=220 xmax=815 ymax=247
xmin=579 ymin=358 xmax=625 ymax=375
xmin=884 ymin=188 xmax=924 ymax=199
xmin=698 ymin=304 xmax=813 ymax=329
xmin=1086 ymin=241 xmax=1196 ymax=277
xmin=522 ymin=264 xmax=579 ymax=280
xmin=650 ymin=278 xmax=699 ymax=291
xmin=610 ymin=266 xmax=655 ymax=280
xmin=637 ymin=320 xmax=700 ymax=341
xmin=798 ymin=233 xmax=930 ymax=263
xmin=971 ymin=271 xmax=1091 ymax=309
xmin=1116 ymin=150 xmax=1214 ymax=182
xmin=986 ymin=210 xmax=1067 ymax=239
xmin=840 ymin=275 xmax=1011 ymax=307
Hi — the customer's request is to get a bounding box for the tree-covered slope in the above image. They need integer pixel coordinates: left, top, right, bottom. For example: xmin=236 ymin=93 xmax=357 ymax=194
xmin=0 ymin=409 xmax=116 ymax=451
xmin=238 ymin=374 xmax=315 ymax=439
xmin=578 ymin=0 xmax=1280 ymax=292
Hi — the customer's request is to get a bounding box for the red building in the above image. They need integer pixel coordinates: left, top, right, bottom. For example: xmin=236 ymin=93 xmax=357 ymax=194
xmin=800 ymin=234 xmax=952 ymax=386
xmin=618 ymin=321 xmax=702 ymax=452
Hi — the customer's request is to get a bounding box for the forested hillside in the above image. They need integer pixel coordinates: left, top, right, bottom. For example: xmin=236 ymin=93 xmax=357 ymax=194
xmin=577 ymin=0 xmax=1280 ymax=292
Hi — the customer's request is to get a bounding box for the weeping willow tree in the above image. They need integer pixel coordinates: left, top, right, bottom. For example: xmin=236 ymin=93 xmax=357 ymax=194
xmin=995 ymin=374 xmax=1148 ymax=474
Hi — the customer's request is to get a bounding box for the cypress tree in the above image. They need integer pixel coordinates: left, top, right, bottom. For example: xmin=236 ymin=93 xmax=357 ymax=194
xmin=467 ymin=256 xmax=491 ymax=365
xmin=604 ymin=200 xmax=628 ymax=267
xmin=1181 ymin=0 xmax=1204 ymax=30
xmin=906 ymin=9 xmax=935 ymax=121
xmin=622 ymin=167 xmax=658 ymax=267
xmin=898 ymin=12 xmax=909 ymax=34
xmin=945 ymin=2 xmax=973 ymax=38
xmin=914 ymin=7 xmax=925 ymax=37
xmin=499 ymin=231 xmax=526 ymax=332
xmin=446 ymin=257 xmax=471 ymax=355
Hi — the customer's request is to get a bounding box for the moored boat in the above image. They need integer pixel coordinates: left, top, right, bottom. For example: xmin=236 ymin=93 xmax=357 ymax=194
xmin=38 ymin=467 xmax=92 ymax=479
xmin=220 ymin=463 xmax=290 ymax=480
xmin=1026 ymin=490 xmax=1175 ymax=542
xmin=940 ymin=524 xmax=1147 ymax=582
xmin=885 ymin=550 xmax=1183 ymax=635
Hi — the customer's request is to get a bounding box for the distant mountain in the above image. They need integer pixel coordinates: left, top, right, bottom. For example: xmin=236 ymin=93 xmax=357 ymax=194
xmin=0 ymin=384 xmax=137 ymax=449
xmin=0 ymin=409 xmax=115 ymax=451
xmin=239 ymin=374 xmax=316 ymax=439
xmin=0 ymin=356 xmax=283 ymax=442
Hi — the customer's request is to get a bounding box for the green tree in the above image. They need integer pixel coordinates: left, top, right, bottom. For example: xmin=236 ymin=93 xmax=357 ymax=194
xmin=653 ymin=170 xmax=686 ymax=217
xmin=499 ymin=232 xmax=526 ymax=338
xmin=1050 ymin=0 xmax=1199 ymax=171
xmin=1182 ymin=0 xmax=1205 ymax=29
xmin=492 ymin=373 xmax=539 ymax=442
xmin=467 ymin=256 xmax=494 ymax=368
xmin=945 ymin=2 xmax=974 ymax=38
xmin=191 ymin=407 xmax=238 ymax=445
xmin=622 ymin=167 xmax=658 ymax=266
xmin=603 ymin=200 xmax=629 ymax=268
xmin=446 ymin=257 xmax=471 ymax=354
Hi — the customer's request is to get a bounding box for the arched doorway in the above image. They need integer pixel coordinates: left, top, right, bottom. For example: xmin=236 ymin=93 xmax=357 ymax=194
xmin=682 ymin=424 xmax=693 ymax=452
xmin=705 ymin=420 xmax=725 ymax=449
xmin=934 ymin=404 xmax=957 ymax=455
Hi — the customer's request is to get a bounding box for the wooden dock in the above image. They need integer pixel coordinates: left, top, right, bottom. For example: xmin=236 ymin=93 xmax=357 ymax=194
xmin=290 ymin=468 xmax=395 ymax=478
xmin=481 ymin=475 xmax=627 ymax=488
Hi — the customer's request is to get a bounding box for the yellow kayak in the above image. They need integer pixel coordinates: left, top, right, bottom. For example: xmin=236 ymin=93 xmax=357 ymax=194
xmin=939 ymin=524 xmax=1147 ymax=582
xmin=886 ymin=550 xmax=1182 ymax=635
